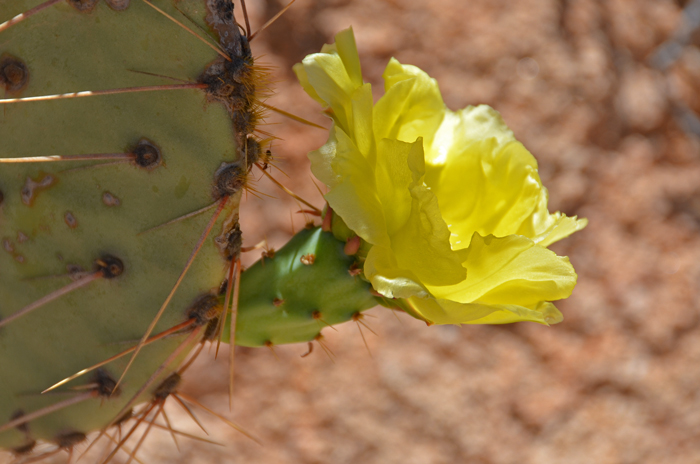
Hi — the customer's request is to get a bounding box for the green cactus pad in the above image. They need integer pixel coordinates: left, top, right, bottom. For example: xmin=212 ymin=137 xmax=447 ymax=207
xmin=232 ymin=227 xmax=380 ymax=347
xmin=0 ymin=0 xmax=239 ymax=451
xmin=0 ymin=0 xmax=381 ymax=454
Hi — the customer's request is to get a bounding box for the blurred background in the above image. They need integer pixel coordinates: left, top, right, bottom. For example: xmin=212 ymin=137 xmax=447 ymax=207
xmin=47 ymin=0 xmax=700 ymax=462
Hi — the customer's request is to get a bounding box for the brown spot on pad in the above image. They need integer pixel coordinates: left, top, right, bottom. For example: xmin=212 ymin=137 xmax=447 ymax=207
xmin=67 ymin=0 xmax=98 ymax=12
xmin=105 ymin=0 xmax=130 ymax=10
xmin=102 ymin=191 xmax=120 ymax=206
xmin=2 ymin=239 xmax=14 ymax=253
xmin=64 ymin=212 xmax=78 ymax=229
xmin=0 ymin=55 xmax=29 ymax=93
xmin=20 ymin=174 xmax=56 ymax=206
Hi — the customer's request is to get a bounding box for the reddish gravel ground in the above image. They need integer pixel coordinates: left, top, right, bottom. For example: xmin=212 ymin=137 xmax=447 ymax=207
xmin=37 ymin=0 xmax=700 ymax=463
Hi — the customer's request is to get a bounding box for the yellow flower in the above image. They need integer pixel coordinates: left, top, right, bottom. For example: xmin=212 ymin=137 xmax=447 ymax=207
xmin=294 ymin=28 xmax=587 ymax=325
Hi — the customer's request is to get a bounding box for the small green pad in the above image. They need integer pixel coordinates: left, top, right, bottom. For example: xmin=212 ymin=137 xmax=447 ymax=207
xmin=231 ymin=227 xmax=380 ymax=347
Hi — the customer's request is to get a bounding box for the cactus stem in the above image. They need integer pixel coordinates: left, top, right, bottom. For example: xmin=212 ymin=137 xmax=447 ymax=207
xmin=0 ymin=270 xmax=103 ymax=329
xmin=0 ymin=83 xmax=207 ymax=105
xmin=141 ymin=0 xmax=230 ymax=61
xmin=0 ymin=0 xmax=62 ymax=34
xmin=114 ymin=197 xmax=227 ymax=393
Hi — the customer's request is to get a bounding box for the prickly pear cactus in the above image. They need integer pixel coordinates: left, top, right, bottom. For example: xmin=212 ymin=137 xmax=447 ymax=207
xmin=0 ymin=0 xmax=588 ymax=460
xmin=0 ymin=0 xmax=377 ymax=457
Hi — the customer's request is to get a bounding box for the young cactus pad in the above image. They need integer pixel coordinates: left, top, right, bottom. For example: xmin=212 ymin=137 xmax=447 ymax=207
xmin=0 ymin=0 xmax=376 ymax=454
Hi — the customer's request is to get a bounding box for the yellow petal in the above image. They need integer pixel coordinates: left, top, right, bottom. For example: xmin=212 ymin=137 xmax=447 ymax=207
xmin=517 ymin=188 xmax=588 ymax=246
xmin=429 ymin=233 xmax=577 ymax=307
xmin=373 ymin=58 xmax=445 ymax=148
xmin=408 ymin=297 xmax=564 ymax=325
xmin=308 ymin=123 xmax=340 ymax=188
xmin=293 ymin=28 xmax=361 ymax=108
xmin=334 ymin=27 xmax=363 ymax=88
xmin=364 ymin=245 xmax=428 ymax=299
xmin=389 ymin=180 xmax=466 ymax=287
xmin=535 ymin=216 xmax=588 ymax=247
xmin=296 ymin=29 xmax=364 ymax=135
xmin=361 ymin=138 xmax=466 ymax=293
xmin=321 ymin=126 xmax=389 ymax=247
xmin=376 ymin=60 xmax=516 ymax=167
xmin=292 ymin=62 xmax=324 ymax=106
xmin=425 ymin=140 xmax=542 ymax=249
xmin=427 ymin=105 xmax=517 ymax=166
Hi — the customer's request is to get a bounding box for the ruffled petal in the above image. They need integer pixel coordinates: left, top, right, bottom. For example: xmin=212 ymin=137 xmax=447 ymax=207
xmin=294 ymin=28 xmax=361 ymax=105
xmin=321 ymin=126 xmax=389 ymax=247
xmin=516 ymin=188 xmax=588 ymax=246
xmin=293 ymin=62 xmax=324 ymax=106
xmin=535 ymin=216 xmax=588 ymax=247
xmin=429 ymin=233 xmax=577 ymax=307
xmin=334 ymin=27 xmax=363 ymax=88
xmin=389 ymin=180 xmax=467 ymax=287
xmin=429 ymin=105 xmax=516 ymax=166
xmin=408 ymin=297 xmax=564 ymax=325
xmin=425 ymin=140 xmax=542 ymax=249
xmin=367 ymin=138 xmax=466 ymax=289
xmin=365 ymin=245 xmax=428 ymax=299
xmin=374 ymin=58 xmax=445 ymax=148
